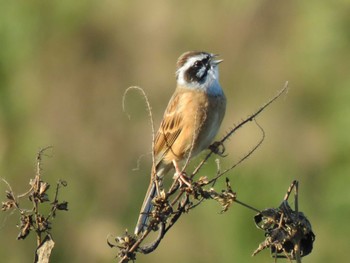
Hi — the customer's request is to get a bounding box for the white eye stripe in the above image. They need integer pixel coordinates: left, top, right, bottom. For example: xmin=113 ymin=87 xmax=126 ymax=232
xmin=178 ymin=54 xmax=209 ymax=73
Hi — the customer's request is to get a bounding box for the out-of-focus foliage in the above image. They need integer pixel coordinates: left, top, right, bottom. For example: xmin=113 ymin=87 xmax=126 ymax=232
xmin=0 ymin=0 xmax=349 ymax=262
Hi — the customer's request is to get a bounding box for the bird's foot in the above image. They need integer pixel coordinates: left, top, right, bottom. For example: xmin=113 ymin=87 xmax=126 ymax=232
xmin=172 ymin=160 xmax=192 ymax=188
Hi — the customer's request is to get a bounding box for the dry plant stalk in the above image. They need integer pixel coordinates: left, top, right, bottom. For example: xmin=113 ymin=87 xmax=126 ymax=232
xmin=109 ymin=82 xmax=313 ymax=263
xmin=1 ymin=146 xmax=68 ymax=263
xmin=253 ymin=180 xmax=315 ymax=263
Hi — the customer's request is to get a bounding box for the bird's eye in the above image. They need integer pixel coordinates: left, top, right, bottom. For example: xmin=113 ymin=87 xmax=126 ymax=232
xmin=194 ymin=61 xmax=201 ymax=68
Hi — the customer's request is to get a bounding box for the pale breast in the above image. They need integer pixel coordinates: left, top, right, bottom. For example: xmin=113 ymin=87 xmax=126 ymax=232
xmin=193 ymin=92 xmax=226 ymax=156
xmin=163 ymin=88 xmax=225 ymax=162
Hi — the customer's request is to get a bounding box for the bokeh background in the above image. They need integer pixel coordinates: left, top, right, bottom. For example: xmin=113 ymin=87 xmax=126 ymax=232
xmin=1 ymin=0 xmax=349 ymax=262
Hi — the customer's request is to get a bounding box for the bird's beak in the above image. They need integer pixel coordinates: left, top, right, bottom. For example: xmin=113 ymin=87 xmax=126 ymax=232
xmin=211 ymin=54 xmax=223 ymax=65
xmin=213 ymin=59 xmax=224 ymax=65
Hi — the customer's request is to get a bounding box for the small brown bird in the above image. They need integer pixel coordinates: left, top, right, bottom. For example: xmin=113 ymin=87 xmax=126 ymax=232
xmin=134 ymin=51 xmax=226 ymax=235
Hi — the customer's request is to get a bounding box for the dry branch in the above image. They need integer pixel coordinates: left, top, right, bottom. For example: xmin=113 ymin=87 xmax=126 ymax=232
xmin=1 ymin=147 xmax=68 ymax=262
xmin=111 ymin=82 xmax=300 ymax=263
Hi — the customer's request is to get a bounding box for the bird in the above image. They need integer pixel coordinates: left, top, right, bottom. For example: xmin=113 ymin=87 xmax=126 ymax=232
xmin=134 ymin=51 xmax=226 ymax=235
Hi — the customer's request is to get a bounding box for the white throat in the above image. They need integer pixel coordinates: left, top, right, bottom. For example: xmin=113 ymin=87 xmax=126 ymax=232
xmin=177 ymin=65 xmax=223 ymax=96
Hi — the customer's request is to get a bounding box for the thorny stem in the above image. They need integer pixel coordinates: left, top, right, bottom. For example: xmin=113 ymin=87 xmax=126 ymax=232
xmin=293 ymin=181 xmax=301 ymax=263
xmin=221 ymin=81 xmax=289 ymax=144
xmin=46 ymin=181 xmax=66 ymax=221
xmin=192 ymin=81 xmax=289 ymax=178
xmin=282 ymin=181 xmax=303 ymax=262
xmin=295 ymin=243 xmax=302 ymax=263
xmin=123 ymin=87 xmax=157 ymax=177
xmin=34 ymin=147 xmax=52 ymax=246
xmin=207 ymin=119 xmax=265 ymax=185
xmin=294 ymin=181 xmax=299 ymax=214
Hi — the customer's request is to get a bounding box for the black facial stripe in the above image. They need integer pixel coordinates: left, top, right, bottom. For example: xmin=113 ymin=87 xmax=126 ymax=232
xmin=184 ymin=56 xmax=211 ymax=84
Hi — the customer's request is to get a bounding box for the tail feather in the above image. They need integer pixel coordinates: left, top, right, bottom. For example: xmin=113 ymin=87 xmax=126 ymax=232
xmin=134 ymin=182 xmax=156 ymax=235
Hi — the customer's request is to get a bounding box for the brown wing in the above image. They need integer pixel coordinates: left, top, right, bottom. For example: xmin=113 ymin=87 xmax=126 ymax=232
xmin=153 ymin=91 xmax=184 ymax=166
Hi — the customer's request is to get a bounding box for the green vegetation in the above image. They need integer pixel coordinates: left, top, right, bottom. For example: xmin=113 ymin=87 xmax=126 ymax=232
xmin=0 ymin=1 xmax=349 ymax=262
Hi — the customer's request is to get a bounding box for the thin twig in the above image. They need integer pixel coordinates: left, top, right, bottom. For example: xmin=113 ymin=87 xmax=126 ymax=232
xmin=123 ymin=87 xmax=156 ymax=175
xmin=234 ymin=199 xmax=261 ymax=213
xmin=191 ymin=81 xmax=289 ymax=178
xmin=208 ymin=119 xmax=265 ymax=185
xmin=221 ymin=81 xmax=289 ymax=144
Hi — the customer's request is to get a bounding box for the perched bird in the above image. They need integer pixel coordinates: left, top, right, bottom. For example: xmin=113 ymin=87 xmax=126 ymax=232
xmin=135 ymin=51 xmax=226 ymax=235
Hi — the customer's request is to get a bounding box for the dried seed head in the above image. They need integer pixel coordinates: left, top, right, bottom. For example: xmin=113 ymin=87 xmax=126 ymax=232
xmin=39 ymin=182 xmax=50 ymax=195
xmin=5 ymin=190 xmax=15 ymax=201
xmin=56 ymin=201 xmax=69 ymax=211
xmin=17 ymin=214 xmax=33 ymax=240
xmin=2 ymin=201 xmax=15 ymax=211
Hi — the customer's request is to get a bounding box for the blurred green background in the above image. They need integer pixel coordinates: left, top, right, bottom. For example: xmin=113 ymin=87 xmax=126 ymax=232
xmin=0 ymin=0 xmax=349 ymax=262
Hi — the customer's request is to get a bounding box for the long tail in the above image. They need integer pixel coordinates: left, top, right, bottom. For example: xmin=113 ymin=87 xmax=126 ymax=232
xmin=134 ymin=181 xmax=156 ymax=235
